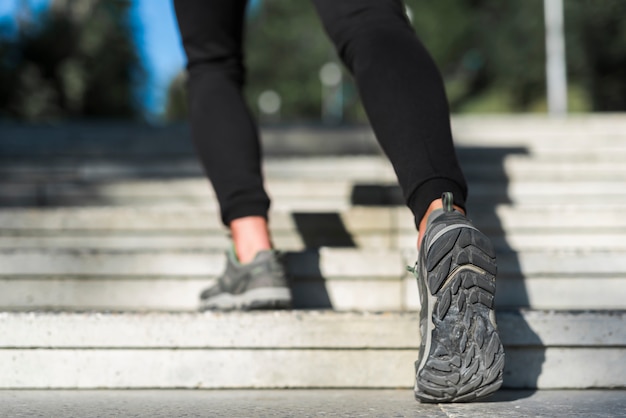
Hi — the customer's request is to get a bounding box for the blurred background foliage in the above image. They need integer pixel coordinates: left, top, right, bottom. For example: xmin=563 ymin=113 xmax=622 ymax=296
xmin=0 ymin=0 xmax=143 ymax=121
xmin=1 ymin=0 xmax=625 ymax=123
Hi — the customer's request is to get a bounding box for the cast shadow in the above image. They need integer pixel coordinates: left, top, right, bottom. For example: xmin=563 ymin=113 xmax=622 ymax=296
xmin=349 ymin=145 xmax=546 ymax=394
xmin=286 ymin=212 xmax=358 ymax=309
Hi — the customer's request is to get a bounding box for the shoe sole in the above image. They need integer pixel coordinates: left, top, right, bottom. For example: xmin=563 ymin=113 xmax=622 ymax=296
xmin=415 ymin=226 xmax=504 ymax=403
xmin=200 ymin=287 xmax=292 ymax=311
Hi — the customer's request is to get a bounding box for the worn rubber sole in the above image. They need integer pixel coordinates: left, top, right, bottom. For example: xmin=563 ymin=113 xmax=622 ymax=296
xmin=415 ymin=226 xmax=504 ymax=403
xmin=200 ymin=287 xmax=292 ymax=311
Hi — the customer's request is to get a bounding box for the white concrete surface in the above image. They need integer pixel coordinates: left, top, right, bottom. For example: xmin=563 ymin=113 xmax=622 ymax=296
xmin=1 ymin=311 xmax=622 ymax=349
xmin=1 ymin=347 xmax=624 ymax=389
xmin=0 ymin=310 xmax=623 ymax=389
xmin=0 ymin=389 xmax=624 ymax=418
xmin=2 ymin=117 xmax=626 ymax=391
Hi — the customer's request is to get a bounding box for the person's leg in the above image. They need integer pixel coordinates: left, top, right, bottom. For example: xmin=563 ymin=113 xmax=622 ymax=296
xmin=311 ymin=0 xmax=467 ymax=248
xmin=174 ymin=0 xmax=290 ymax=310
xmin=173 ymin=0 xmax=271 ymax=263
xmin=312 ymin=0 xmax=503 ymax=403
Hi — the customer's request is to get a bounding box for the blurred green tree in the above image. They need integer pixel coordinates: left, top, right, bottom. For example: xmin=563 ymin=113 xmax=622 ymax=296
xmin=164 ymin=0 xmax=626 ymax=122
xmin=567 ymin=0 xmax=626 ymax=111
xmin=459 ymin=0 xmax=547 ymax=112
xmin=245 ymin=1 xmax=334 ymax=122
xmin=165 ymin=1 xmax=364 ymax=123
xmin=0 ymin=0 xmax=144 ymax=121
xmin=164 ymin=70 xmax=187 ymax=121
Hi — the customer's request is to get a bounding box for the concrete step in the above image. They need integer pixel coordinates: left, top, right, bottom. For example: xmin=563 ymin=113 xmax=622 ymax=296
xmin=2 ymin=115 xmax=626 ymax=158
xmin=0 ymin=248 xmax=403 ymax=311
xmin=1 ymin=205 xmax=626 ymax=252
xmin=0 ymin=249 xmax=624 ymax=311
xmin=3 ymin=156 xmax=626 ymax=182
xmin=2 ymin=117 xmax=624 ymax=392
xmin=4 ymin=231 xmax=626 ymax=253
xmin=1 ymin=178 xmax=625 ymax=208
xmin=1 ymin=389 xmax=625 ymax=417
xmin=450 ymin=114 xmax=626 ymax=144
xmin=0 ymin=310 xmax=623 ymax=389
xmin=3 ymin=205 xmax=626 ymax=232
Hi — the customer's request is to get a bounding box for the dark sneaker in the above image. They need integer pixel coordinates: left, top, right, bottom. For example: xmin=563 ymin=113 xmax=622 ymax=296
xmin=200 ymin=249 xmax=292 ymax=311
xmin=409 ymin=192 xmax=504 ymax=403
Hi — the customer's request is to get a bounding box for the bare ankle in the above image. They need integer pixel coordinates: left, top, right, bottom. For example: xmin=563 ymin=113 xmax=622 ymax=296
xmin=230 ymin=216 xmax=273 ymax=263
xmin=417 ymin=199 xmax=465 ymax=250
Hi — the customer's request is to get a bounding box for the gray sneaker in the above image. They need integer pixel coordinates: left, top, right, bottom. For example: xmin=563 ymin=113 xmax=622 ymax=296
xmin=200 ymin=249 xmax=292 ymax=311
xmin=409 ymin=192 xmax=504 ymax=402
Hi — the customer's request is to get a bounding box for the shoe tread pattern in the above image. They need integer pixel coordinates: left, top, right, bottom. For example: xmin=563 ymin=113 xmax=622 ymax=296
xmin=415 ymin=227 xmax=504 ymax=403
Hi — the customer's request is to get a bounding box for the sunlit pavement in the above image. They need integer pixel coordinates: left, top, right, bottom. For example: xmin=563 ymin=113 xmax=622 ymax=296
xmin=1 ymin=389 xmax=624 ymax=417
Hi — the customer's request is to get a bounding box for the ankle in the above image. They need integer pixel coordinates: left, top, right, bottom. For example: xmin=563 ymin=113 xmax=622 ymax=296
xmin=234 ymin=243 xmax=272 ymax=264
xmin=417 ymin=198 xmax=465 ymax=250
xmin=230 ymin=216 xmax=273 ymax=264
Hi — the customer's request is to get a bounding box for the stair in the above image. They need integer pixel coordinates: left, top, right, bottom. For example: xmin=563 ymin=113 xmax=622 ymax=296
xmin=1 ymin=310 xmax=623 ymax=389
xmin=1 ymin=115 xmax=625 ymax=389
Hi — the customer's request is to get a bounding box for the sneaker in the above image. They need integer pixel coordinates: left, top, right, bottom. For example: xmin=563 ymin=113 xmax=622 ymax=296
xmin=409 ymin=192 xmax=504 ymax=402
xmin=199 ymin=249 xmax=292 ymax=311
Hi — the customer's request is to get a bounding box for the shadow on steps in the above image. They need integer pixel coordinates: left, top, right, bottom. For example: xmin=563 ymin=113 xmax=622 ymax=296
xmin=285 ymin=145 xmax=545 ymax=389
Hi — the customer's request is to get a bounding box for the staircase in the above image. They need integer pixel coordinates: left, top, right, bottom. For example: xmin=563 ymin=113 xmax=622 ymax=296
xmin=0 ymin=115 xmax=624 ymax=389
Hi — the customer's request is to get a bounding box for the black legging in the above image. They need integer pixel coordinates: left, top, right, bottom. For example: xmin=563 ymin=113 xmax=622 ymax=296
xmin=173 ymin=0 xmax=468 ymax=227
